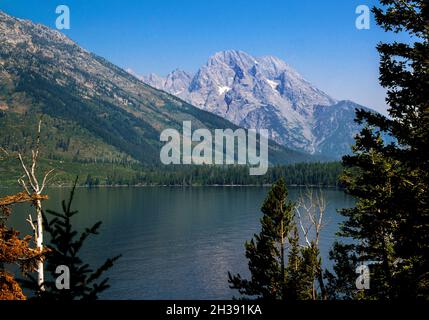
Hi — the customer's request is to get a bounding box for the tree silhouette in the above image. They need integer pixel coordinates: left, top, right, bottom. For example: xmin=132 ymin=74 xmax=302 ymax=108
xmin=228 ymin=179 xmax=325 ymax=300
xmin=328 ymin=0 xmax=429 ymax=299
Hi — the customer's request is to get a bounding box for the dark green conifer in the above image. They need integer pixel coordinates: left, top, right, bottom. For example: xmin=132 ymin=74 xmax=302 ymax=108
xmin=328 ymin=0 xmax=429 ymax=299
xmin=23 ymin=178 xmax=121 ymax=300
xmin=228 ymin=178 xmax=294 ymax=299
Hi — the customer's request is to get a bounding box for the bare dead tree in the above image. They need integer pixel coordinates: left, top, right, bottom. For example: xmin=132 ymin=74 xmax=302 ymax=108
xmin=296 ymin=188 xmax=327 ymax=247
xmin=295 ymin=188 xmax=328 ymax=300
xmin=16 ymin=119 xmax=54 ymax=289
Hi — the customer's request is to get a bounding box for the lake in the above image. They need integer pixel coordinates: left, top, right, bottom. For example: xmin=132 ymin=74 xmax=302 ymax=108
xmin=3 ymin=186 xmax=354 ymax=299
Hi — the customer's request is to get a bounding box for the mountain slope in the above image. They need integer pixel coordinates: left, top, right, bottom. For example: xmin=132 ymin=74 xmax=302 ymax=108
xmin=0 ymin=11 xmax=313 ymax=167
xmin=143 ymin=50 xmax=375 ymax=159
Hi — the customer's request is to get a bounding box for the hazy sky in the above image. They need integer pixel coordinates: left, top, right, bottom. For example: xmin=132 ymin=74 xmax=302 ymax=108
xmin=0 ymin=0 xmax=412 ymax=114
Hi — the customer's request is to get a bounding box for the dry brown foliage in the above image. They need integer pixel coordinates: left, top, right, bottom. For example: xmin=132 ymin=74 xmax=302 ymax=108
xmin=0 ymin=192 xmax=48 ymax=300
xmin=0 ymin=193 xmax=49 ymax=208
xmin=0 ymin=271 xmax=26 ymax=300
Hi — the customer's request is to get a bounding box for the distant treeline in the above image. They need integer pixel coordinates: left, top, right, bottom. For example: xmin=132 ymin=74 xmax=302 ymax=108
xmin=84 ymin=162 xmax=343 ymax=187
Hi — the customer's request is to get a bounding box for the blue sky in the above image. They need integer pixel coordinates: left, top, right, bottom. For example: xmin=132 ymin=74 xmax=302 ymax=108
xmin=0 ymin=0 xmax=412 ymax=114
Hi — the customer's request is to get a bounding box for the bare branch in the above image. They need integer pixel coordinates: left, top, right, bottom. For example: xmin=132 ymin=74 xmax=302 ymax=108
xmin=30 ymin=150 xmax=40 ymax=191
xmin=296 ymin=188 xmax=329 ymax=247
xmin=40 ymin=169 xmax=55 ymax=193
xmin=18 ymin=176 xmax=31 ymax=196
xmin=17 ymin=154 xmax=36 ymax=192
xmin=26 ymin=214 xmax=37 ymax=233
xmin=296 ymin=206 xmax=311 ymax=247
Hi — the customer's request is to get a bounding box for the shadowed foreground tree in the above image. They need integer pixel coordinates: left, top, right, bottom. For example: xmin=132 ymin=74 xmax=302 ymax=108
xmin=327 ymin=0 xmax=429 ymax=300
xmin=22 ymin=179 xmax=121 ymax=300
xmin=228 ymin=179 xmax=294 ymax=299
xmin=228 ymin=179 xmax=324 ymax=300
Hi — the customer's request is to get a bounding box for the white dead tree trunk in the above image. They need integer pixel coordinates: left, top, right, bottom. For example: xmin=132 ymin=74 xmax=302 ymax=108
xmin=17 ymin=119 xmax=54 ymax=289
xmin=295 ymin=188 xmax=327 ymax=300
xmin=296 ymin=188 xmax=326 ymax=248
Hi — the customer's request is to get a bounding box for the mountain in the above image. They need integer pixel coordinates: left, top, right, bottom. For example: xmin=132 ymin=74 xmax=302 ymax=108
xmin=143 ymin=50 xmax=374 ymax=159
xmin=0 ymin=11 xmax=313 ymax=172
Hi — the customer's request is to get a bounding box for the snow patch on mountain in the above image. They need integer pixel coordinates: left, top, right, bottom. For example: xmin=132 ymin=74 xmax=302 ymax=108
xmin=218 ymin=86 xmax=231 ymax=95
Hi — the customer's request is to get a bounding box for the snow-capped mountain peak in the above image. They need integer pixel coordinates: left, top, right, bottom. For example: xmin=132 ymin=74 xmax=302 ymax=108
xmin=142 ymin=50 xmax=372 ymax=158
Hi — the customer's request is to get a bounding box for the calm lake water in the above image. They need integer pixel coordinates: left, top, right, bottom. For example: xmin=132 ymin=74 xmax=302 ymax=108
xmin=3 ymin=187 xmax=354 ymax=300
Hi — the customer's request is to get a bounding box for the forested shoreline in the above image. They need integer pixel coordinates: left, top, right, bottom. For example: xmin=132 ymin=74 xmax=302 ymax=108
xmin=0 ymin=160 xmax=343 ymax=188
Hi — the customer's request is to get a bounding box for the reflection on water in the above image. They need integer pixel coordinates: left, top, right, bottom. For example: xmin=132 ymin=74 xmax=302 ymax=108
xmin=3 ymin=186 xmax=354 ymax=299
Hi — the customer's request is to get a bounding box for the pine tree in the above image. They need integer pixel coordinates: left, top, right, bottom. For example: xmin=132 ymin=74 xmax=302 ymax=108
xmin=300 ymin=244 xmax=320 ymax=300
xmin=23 ymin=179 xmax=121 ymax=300
xmin=228 ymin=178 xmax=294 ymax=299
xmin=284 ymin=225 xmax=303 ymax=299
xmin=328 ymin=0 xmax=429 ymax=299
